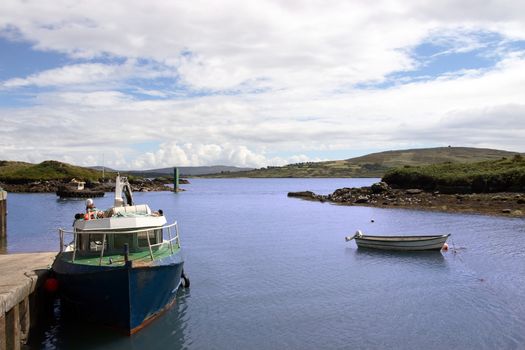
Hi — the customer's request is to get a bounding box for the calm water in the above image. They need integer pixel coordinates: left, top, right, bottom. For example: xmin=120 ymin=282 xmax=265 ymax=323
xmin=4 ymin=178 xmax=525 ymax=349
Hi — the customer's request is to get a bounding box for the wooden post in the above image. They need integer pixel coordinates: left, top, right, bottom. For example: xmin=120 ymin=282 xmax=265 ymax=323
xmin=19 ymin=298 xmax=30 ymax=344
xmin=173 ymin=167 xmax=179 ymax=192
xmin=5 ymin=304 xmax=20 ymax=350
xmin=0 ymin=313 xmax=6 ymax=350
xmin=0 ymin=189 xmax=6 ymax=239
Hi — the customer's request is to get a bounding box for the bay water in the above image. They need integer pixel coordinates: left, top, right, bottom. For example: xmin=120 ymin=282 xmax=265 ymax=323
xmin=4 ymin=178 xmax=525 ymax=349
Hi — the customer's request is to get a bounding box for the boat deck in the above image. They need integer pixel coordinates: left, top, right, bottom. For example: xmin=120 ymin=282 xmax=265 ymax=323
xmin=66 ymin=243 xmax=179 ymax=266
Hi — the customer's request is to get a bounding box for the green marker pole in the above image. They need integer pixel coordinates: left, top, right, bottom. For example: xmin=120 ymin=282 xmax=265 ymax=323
xmin=174 ymin=167 xmax=179 ymax=192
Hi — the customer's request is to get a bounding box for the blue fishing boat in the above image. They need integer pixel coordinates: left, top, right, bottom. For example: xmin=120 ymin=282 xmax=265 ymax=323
xmin=52 ymin=175 xmax=189 ymax=334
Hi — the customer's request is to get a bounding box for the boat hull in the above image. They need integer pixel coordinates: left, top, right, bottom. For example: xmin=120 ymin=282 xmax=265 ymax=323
xmin=56 ymin=188 xmax=105 ymax=198
xmin=52 ymin=252 xmax=184 ymax=334
xmin=354 ymin=234 xmax=450 ymax=251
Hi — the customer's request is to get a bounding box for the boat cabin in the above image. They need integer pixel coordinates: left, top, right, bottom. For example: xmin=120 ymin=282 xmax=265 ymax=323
xmin=76 ymin=227 xmax=164 ymax=255
xmin=58 ymin=175 xmax=180 ymax=265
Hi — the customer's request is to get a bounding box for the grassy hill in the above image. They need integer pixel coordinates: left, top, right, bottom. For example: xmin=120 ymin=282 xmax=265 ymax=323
xmin=382 ymin=154 xmax=525 ymax=193
xmin=1 ymin=147 xmax=522 ymax=183
xmin=346 ymin=147 xmax=518 ymax=168
xmin=204 ymin=147 xmax=522 ymax=178
xmin=127 ymin=165 xmax=254 ymax=177
xmin=0 ymin=160 xmax=105 ymax=184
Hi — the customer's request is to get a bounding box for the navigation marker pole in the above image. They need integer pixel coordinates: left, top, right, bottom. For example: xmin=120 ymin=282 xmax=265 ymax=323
xmin=174 ymin=167 xmax=179 ymax=192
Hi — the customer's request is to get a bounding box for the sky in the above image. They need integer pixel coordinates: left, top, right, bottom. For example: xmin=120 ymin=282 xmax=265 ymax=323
xmin=1 ymin=0 xmax=525 ymax=170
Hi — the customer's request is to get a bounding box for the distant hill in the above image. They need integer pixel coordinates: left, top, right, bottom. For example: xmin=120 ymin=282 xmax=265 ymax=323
xmin=203 ymin=147 xmax=523 ymax=178
xmin=346 ymin=147 xmax=519 ymax=167
xmin=90 ymin=166 xmax=117 ymax=173
xmin=383 ymin=154 xmax=525 ymax=193
xmin=127 ymin=165 xmax=253 ymax=177
xmin=0 ymin=161 xmax=252 ymax=185
xmin=0 ymin=160 xmax=104 ymax=184
xmin=1 ymin=147 xmax=521 ymax=183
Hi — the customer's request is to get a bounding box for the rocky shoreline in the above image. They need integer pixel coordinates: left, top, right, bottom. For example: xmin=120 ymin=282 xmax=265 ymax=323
xmin=288 ymin=182 xmax=525 ymax=218
xmin=0 ymin=178 xmax=189 ymax=193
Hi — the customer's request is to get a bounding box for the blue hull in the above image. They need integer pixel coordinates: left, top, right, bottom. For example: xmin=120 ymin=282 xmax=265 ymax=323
xmin=52 ymin=252 xmax=184 ymax=334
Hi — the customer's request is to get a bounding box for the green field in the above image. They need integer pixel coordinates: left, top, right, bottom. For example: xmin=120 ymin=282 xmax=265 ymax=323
xmin=0 ymin=160 xmax=105 ymax=183
xmin=382 ymin=154 xmax=525 ymax=193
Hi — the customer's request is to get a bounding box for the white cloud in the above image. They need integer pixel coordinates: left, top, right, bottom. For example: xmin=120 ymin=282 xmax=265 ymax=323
xmin=0 ymin=0 xmax=525 ymax=168
xmin=131 ymin=143 xmax=270 ymax=168
xmin=2 ymin=63 xmax=118 ymax=88
xmin=0 ymin=60 xmax=175 ymax=89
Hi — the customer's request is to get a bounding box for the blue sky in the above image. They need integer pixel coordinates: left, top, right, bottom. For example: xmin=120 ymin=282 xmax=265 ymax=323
xmin=1 ymin=1 xmax=525 ymax=169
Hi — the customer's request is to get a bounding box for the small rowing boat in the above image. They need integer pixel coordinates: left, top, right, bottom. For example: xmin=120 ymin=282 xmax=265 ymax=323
xmin=345 ymin=230 xmax=450 ymax=251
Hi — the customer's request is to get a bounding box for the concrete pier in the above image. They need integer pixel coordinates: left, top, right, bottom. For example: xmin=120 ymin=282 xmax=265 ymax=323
xmin=0 ymin=252 xmax=56 ymax=350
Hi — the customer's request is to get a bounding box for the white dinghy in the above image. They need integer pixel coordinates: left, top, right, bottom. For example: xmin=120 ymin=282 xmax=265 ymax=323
xmin=345 ymin=230 xmax=450 ymax=251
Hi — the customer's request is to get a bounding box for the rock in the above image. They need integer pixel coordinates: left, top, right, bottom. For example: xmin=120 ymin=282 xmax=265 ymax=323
xmin=501 ymin=209 xmax=512 ymax=213
xmin=492 ymin=195 xmax=509 ymax=201
xmin=354 ymin=195 xmax=369 ymax=204
xmin=517 ymin=198 xmax=525 ymax=204
xmin=511 ymin=210 xmax=523 ymax=216
xmin=405 ymin=189 xmax=423 ymax=195
xmin=332 ymin=187 xmax=352 ymax=197
xmin=287 ymin=191 xmax=316 ymax=199
xmin=371 ymin=182 xmax=390 ymax=194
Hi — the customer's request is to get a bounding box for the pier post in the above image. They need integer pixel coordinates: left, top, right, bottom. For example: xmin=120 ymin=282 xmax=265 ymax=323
xmin=173 ymin=167 xmax=179 ymax=192
xmin=19 ymin=297 xmax=30 ymax=344
xmin=0 ymin=313 xmax=5 ymax=350
xmin=5 ymin=305 xmax=20 ymax=350
xmin=0 ymin=189 xmax=6 ymax=239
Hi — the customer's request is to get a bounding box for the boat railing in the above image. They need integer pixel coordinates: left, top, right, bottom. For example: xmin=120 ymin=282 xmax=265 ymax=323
xmin=58 ymin=222 xmax=181 ymax=265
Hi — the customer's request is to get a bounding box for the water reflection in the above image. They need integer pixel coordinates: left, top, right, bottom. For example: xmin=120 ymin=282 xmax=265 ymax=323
xmin=350 ymin=247 xmax=447 ymax=268
xmin=132 ymin=287 xmax=192 ymax=350
xmin=29 ymin=288 xmax=191 ymax=350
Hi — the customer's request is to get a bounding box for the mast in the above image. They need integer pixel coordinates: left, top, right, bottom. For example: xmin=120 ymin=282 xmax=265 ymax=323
xmin=113 ymin=173 xmax=134 ymax=207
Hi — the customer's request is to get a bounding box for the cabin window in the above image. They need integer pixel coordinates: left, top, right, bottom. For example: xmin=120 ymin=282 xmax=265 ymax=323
xmin=88 ymin=234 xmax=107 ymax=252
xmin=113 ymin=233 xmax=133 ymax=251
xmin=137 ymin=229 xmax=162 ymax=247
xmin=77 ymin=233 xmax=107 ymax=253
